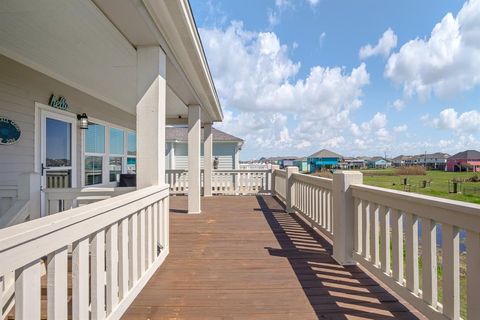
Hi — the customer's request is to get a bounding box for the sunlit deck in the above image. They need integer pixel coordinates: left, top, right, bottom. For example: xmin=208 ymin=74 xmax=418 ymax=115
xmin=123 ymin=195 xmax=423 ymax=319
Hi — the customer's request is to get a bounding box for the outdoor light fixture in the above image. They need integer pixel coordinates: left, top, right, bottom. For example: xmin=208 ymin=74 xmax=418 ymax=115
xmin=77 ymin=113 xmax=89 ymax=129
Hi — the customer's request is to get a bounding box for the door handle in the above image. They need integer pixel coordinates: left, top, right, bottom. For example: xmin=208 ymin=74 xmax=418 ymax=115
xmin=41 ymin=163 xmax=51 ymax=176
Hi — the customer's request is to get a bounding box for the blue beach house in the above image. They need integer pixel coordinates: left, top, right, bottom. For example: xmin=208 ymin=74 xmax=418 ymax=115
xmin=308 ymin=149 xmax=343 ymax=172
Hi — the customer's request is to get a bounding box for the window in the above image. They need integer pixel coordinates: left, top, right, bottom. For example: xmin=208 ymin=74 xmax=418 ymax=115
xmin=127 ymin=132 xmax=137 ymax=173
xmin=85 ymin=123 xmax=105 ymax=185
xmin=84 ymin=122 xmax=136 ymax=186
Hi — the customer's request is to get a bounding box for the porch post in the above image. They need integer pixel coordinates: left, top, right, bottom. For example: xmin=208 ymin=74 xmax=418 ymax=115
xmin=136 ymin=46 xmax=166 ymax=188
xmin=332 ymin=171 xmax=363 ymax=265
xmin=203 ymin=123 xmax=213 ymax=197
xmin=286 ymin=166 xmax=298 ymax=213
xmin=188 ymin=105 xmax=201 ymax=213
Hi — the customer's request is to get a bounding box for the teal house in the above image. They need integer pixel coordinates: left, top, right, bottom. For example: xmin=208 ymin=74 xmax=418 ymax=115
xmin=308 ymin=149 xmax=343 ymax=173
xmin=293 ymin=158 xmax=309 ymax=172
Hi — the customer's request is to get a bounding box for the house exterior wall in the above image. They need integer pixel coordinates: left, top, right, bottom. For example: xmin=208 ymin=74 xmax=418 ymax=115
xmin=447 ymin=159 xmax=480 ymax=172
xmin=166 ymin=142 xmax=238 ymax=170
xmin=0 ymin=54 xmax=135 ymax=186
xmin=308 ymin=157 xmax=340 ymax=172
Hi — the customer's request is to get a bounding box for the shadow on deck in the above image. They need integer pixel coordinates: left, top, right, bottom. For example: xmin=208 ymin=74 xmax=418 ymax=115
xmin=123 ymin=195 xmax=423 ymax=319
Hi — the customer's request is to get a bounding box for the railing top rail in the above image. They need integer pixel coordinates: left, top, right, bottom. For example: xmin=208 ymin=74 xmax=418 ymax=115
xmin=43 ymin=186 xmax=136 ymax=194
xmin=351 ymin=183 xmax=480 ymax=232
xmin=213 ymin=169 xmax=271 ymax=173
xmin=0 ymin=185 xmax=169 ymax=273
xmin=292 ymin=173 xmax=333 ymax=190
xmin=165 ymin=169 xmax=188 ymax=173
xmin=0 ymin=186 xmax=17 ymax=190
xmin=274 ymin=169 xmax=287 ymax=177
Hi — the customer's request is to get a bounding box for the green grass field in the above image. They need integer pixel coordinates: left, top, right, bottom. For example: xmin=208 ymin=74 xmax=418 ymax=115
xmin=361 ymin=169 xmax=480 ymax=204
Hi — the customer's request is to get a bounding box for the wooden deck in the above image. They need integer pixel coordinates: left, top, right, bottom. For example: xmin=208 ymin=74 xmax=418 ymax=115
xmin=123 ymin=195 xmax=423 ymax=319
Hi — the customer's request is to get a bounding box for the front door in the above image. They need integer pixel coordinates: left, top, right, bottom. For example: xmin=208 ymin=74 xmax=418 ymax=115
xmin=40 ymin=110 xmax=77 ymax=214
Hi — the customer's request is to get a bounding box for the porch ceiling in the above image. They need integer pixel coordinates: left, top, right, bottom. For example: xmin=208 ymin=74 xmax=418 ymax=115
xmin=0 ymin=0 xmax=220 ymax=122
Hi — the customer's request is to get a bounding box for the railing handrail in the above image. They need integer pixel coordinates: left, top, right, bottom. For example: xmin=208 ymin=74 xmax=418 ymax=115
xmin=44 ymin=186 xmax=136 ymax=201
xmin=351 ymin=183 xmax=480 ymax=232
xmin=213 ymin=169 xmax=271 ymax=173
xmin=0 ymin=185 xmax=168 ymax=274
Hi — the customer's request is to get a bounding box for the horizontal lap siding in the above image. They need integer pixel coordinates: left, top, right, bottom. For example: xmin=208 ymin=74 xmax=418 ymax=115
xmin=170 ymin=143 xmax=237 ymax=170
xmin=0 ymin=54 xmax=135 ymax=186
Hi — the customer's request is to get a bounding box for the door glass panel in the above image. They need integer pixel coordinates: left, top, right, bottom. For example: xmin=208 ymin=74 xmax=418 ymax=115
xmin=110 ymin=128 xmax=124 ymax=154
xmin=127 ymin=132 xmax=136 ymax=156
xmin=46 ymin=170 xmax=72 ymax=188
xmin=46 ymin=118 xmax=71 ymax=167
xmin=127 ymin=157 xmax=136 ymax=173
xmin=85 ymin=156 xmax=103 ymax=185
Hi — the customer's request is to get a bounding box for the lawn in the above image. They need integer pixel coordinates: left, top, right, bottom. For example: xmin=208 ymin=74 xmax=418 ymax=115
xmin=361 ymin=169 xmax=480 ymax=204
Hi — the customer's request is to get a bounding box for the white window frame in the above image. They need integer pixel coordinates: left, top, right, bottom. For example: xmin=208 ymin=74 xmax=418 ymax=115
xmin=82 ymin=117 xmax=136 ymax=187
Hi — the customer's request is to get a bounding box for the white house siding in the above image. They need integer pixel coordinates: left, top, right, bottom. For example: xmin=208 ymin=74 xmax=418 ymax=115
xmin=0 ymin=55 xmax=135 ymax=186
xmin=167 ymin=142 xmax=238 ymax=170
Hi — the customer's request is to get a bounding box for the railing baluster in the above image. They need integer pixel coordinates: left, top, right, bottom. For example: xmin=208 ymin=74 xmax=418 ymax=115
xmin=153 ymin=202 xmax=159 ymax=258
xmin=15 ymin=260 xmax=41 ymax=319
xmin=146 ymin=205 xmax=153 ymax=265
xmin=73 ymin=237 xmax=89 ymax=320
xmin=405 ymin=212 xmax=419 ymax=295
xmin=467 ymin=230 xmax=480 ymax=318
xmin=370 ymin=203 xmax=379 ymax=266
xmin=91 ymin=229 xmax=106 ymax=320
xmin=138 ymin=208 xmax=146 ymax=272
xmin=354 ymin=198 xmax=362 ymax=254
xmin=118 ymin=217 xmax=129 ymax=299
xmin=362 ymin=200 xmax=370 ymax=260
xmin=106 ymin=223 xmax=119 ymax=314
xmin=163 ymin=197 xmax=170 ymax=249
xmin=392 ymin=209 xmax=404 ymax=284
xmin=129 ymin=212 xmax=139 ymax=284
xmin=47 ymin=246 xmax=68 ymax=319
xmin=379 ymin=205 xmax=390 ymax=275
xmin=442 ymin=224 xmax=460 ymax=319
xmin=421 ymin=218 xmax=437 ymax=308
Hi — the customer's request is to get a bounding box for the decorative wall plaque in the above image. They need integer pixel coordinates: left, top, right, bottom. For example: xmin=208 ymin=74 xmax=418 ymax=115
xmin=0 ymin=116 xmax=21 ymax=145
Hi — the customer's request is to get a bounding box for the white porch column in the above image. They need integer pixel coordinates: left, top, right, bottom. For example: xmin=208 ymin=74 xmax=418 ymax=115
xmin=188 ymin=105 xmax=201 ymax=213
xmin=203 ymin=123 xmax=213 ymax=197
xmin=332 ymin=171 xmax=363 ymax=265
xmin=136 ymin=46 xmax=166 ymax=188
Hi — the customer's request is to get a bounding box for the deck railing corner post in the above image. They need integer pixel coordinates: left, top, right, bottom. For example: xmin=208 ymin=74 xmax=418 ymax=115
xmin=270 ymin=165 xmax=280 ymax=196
xmin=332 ymin=170 xmax=363 ymax=265
xmin=286 ymin=166 xmax=299 ymax=213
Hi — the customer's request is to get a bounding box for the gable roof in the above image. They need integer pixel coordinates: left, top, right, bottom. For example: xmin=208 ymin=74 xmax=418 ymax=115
xmin=449 ymin=150 xmax=480 ymax=160
xmin=308 ymin=149 xmax=343 ymax=159
xmin=166 ymin=126 xmax=243 ymax=143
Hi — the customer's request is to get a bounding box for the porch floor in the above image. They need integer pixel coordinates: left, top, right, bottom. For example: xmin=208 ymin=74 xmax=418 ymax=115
xmin=123 ymin=195 xmax=423 ymax=319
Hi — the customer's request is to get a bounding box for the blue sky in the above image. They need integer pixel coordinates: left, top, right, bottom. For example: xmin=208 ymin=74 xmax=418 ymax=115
xmin=190 ymin=0 xmax=480 ymax=160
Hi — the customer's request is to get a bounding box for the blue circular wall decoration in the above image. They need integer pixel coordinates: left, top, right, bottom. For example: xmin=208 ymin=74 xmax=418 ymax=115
xmin=0 ymin=116 xmax=21 ymax=145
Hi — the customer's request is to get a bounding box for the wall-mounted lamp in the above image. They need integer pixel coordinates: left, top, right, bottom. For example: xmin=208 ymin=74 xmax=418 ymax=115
xmin=77 ymin=113 xmax=89 ymax=129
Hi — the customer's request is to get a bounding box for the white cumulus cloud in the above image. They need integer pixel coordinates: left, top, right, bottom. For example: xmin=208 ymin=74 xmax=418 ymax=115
xmin=431 ymin=108 xmax=480 ymax=133
xmin=385 ymin=0 xmax=480 ymax=99
xmin=359 ymin=28 xmax=398 ymax=59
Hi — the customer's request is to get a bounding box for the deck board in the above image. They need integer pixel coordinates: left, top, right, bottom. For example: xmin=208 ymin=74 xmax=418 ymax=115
xmin=123 ymin=195 xmax=423 ymax=320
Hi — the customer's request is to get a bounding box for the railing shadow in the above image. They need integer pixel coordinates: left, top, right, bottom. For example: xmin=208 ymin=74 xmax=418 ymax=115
xmin=256 ymin=195 xmax=419 ymax=319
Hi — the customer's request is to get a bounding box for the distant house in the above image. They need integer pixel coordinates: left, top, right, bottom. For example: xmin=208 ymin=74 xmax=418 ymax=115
xmin=446 ymin=150 xmax=480 ymax=172
xmin=413 ymin=152 xmax=450 ymax=170
xmin=341 ymin=157 xmax=366 ymax=170
xmin=165 ymin=126 xmax=243 ymax=170
xmin=293 ymin=158 xmax=309 ymax=172
xmin=308 ymin=149 xmax=343 ymax=172
xmin=365 ymin=157 xmax=392 ymax=169
xmin=392 ymin=155 xmax=415 ymax=167
xmin=266 ymin=156 xmax=298 ymax=169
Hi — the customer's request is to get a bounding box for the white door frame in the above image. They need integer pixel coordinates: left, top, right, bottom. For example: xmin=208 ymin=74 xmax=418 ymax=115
xmin=35 ymin=102 xmax=77 ymax=215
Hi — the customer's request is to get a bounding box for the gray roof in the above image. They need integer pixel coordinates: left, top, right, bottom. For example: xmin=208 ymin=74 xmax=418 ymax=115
xmin=449 ymin=150 xmax=480 ymax=160
xmin=308 ymin=149 xmax=343 ymax=159
xmin=166 ymin=126 xmax=243 ymax=143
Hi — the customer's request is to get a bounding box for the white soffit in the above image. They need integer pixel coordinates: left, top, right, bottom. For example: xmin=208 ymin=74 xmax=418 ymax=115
xmin=0 ymin=0 xmax=137 ymax=113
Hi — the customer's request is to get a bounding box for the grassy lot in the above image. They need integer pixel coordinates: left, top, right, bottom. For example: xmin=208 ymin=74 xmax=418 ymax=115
xmin=361 ymin=169 xmax=480 ymax=204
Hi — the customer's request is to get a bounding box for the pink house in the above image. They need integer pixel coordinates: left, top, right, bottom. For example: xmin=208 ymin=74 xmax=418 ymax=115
xmin=446 ymin=150 xmax=480 ymax=172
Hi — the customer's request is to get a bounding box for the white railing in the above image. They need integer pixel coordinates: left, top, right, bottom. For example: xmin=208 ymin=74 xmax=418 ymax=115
xmin=351 ymin=184 xmax=478 ymax=320
xmin=0 ymin=187 xmax=17 ymax=216
xmin=239 ymin=163 xmax=271 ymax=170
xmin=165 ymin=170 xmax=189 ymax=194
xmin=270 ymin=167 xmax=480 ymax=320
xmin=166 ymin=169 xmax=272 ymax=195
xmin=291 ymin=173 xmax=333 ymax=240
xmin=272 ymin=169 xmax=287 ymax=202
xmin=0 ymin=185 xmax=169 ymax=319
xmin=211 ymin=169 xmax=271 ymax=195
xmin=44 ymin=187 xmax=136 ymax=215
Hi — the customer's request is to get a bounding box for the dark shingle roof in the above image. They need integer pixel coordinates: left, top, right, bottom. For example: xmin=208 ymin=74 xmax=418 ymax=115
xmin=166 ymin=126 xmax=243 ymax=143
xmin=308 ymin=149 xmax=343 ymax=159
xmin=449 ymin=150 xmax=480 ymax=160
